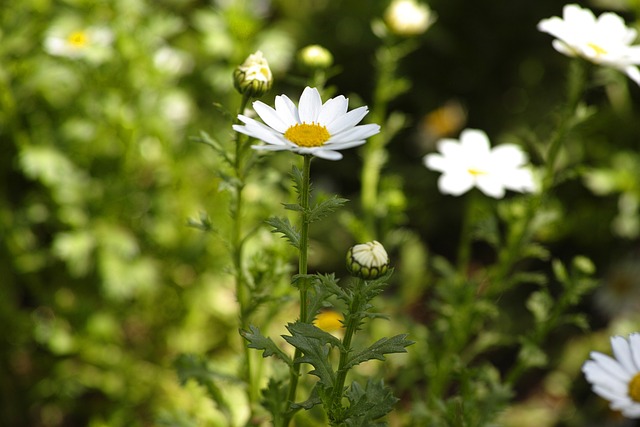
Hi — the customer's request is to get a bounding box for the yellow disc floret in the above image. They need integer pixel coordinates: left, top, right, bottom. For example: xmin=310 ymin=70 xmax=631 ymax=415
xmin=629 ymin=372 xmax=640 ymax=402
xmin=68 ymin=30 xmax=89 ymax=48
xmin=284 ymin=123 xmax=331 ymax=147
xmin=467 ymin=168 xmax=487 ymax=176
xmin=587 ymin=42 xmax=607 ymax=56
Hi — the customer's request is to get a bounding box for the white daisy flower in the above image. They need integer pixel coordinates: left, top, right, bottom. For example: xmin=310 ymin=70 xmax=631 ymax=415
xmin=44 ymin=22 xmax=113 ymax=63
xmin=384 ymin=0 xmax=436 ymax=37
xmin=582 ymin=333 xmax=640 ymax=418
xmin=423 ymin=129 xmax=536 ymax=199
xmin=232 ymin=86 xmax=380 ymax=161
xmin=538 ymin=4 xmax=640 ymax=85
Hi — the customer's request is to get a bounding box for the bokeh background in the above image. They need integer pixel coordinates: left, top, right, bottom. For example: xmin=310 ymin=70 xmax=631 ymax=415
xmin=2 ymin=0 xmax=640 ymax=426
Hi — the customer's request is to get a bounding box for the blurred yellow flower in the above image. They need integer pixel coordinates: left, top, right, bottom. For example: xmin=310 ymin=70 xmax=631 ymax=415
xmin=314 ymin=310 xmax=344 ymax=333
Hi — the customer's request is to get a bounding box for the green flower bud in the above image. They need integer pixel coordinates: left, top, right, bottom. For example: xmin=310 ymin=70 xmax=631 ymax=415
xmin=298 ymin=44 xmax=334 ymax=70
xmin=233 ymin=50 xmax=273 ymax=97
xmin=346 ymin=240 xmax=390 ymax=280
xmin=384 ymin=0 xmax=436 ymax=37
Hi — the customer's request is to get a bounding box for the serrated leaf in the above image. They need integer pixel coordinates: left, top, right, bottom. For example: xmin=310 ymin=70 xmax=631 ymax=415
xmin=282 ymin=323 xmax=336 ymax=387
xmin=265 ymin=216 xmax=300 ymax=249
xmin=282 ymin=203 xmax=304 ymax=212
xmin=343 ymin=334 xmax=413 ymax=370
xmin=290 ymin=165 xmax=307 ymax=204
xmin=287 ymin=322 xmax=344 ymax=351
xmin=261 ymin=378 xmax=288 ymax=425
xmin=290 ymin=384 xmax=323 ymax=411
xmin=309 ymin=196 xmax=348 ymax=223
xmin=344 ymin=379 xmax=398 ymax=424
xmin=241 ymin=325 xmax=292 ymax=366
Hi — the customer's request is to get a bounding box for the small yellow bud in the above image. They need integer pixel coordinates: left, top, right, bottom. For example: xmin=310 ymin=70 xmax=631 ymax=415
xmin=233 ymin=51 xmax=273 ymax=97
xmin=384 ymin=0 xmax=436 ymax=37
xmin=298 ymin=44 xmax=334 ymax=70
xmin=346 ymin=241 xmax=390 ymax=280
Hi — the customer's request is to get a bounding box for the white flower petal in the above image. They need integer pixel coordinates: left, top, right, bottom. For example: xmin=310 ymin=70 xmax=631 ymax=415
xmin=317 ymin=95 xmax=349 ymax=126
xmin=459 ymin=129 xmax=491 ymax=155
xmin=476 ymin=175 xmax=506 ymax=199
xmin=326 ymin=106 xmax=369 ymax=135
xmin=630 ymin=333 xmax=640 ymax=370
xmin=491 ymin=144 xmax=527 ymax=167
xmin=583 ymin=361 xmax=630 ymax=395
xmin=234 ymin=117 xmax=289 ymax=146
xmin=591 ymin=352 xmax=632 ymax=383
xmin=621 ymin=404 xmax=640 ymax=418
xmin=274 ymin=95 xmax=300 ymax=126
xmin=611 ymin=336 xmax=638 ymax=375
xmin=324 ymin=140 xmax=367 ymax=151
xmin=298 ymin=86 xmax=323 ymax=123
xmin=252 ymin=101 xmax=289 ymax=133
xmin=438 ymin=172 xmax=475 ymax=196
xmin=623 ymin=65 xmax=640 ymax=86
xmin=592 ymin=384 xmax=633 ymax=408
xmin=308 ymin=148 xmax=343 ymax=160
xmin=327 ymin=124 xmax=380 ymax=144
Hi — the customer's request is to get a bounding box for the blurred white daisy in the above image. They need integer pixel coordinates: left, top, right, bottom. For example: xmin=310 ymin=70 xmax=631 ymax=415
xmin=538 ymin=4 xmax=640 ymax=85
xmin=423 ymin=129 xmax=536 ymax=198
xmin=583 ymin=333 xmax=640 ymax=418
xmin=384 ymin=0 xmax=436 ymax=37
xmin=232 ymin=86 xmax=380 ymax=160
xmin=44 ymin=19 xmax=113 ymax=63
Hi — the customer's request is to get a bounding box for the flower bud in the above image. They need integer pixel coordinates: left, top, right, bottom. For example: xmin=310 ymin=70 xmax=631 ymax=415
xmin=384 ymin=0 xmax=435 ymax=37
xmin=233 ymin=50 xmax=273 ymax=97
xmin=298 ymin=44 xmax=333 ymax=70
xmin=346 ymin=240 xmax=390 ymax=280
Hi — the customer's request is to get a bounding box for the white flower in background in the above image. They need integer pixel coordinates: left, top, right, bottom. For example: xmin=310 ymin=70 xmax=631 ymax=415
xmin=538 ymin=4 xmax=640 ymax=85
xmin=44 ymin=19 xmax=113 ymax=63
xmin=583 ymin=333 xmax=640 ymax=418
xmin=346 ymin=240 xmax=390 ymax=280
xmin=153 ymin=46 xmax=194 ymax=76
xmin=423 ymin=129 xmax=536 ymax=198
xmin=384 ymin=0 xmax=436 ymax=37
xmin=233 ymin=86 xmax=380 ymax=160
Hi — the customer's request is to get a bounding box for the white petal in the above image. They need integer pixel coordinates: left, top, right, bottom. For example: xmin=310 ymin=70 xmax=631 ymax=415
xmin=459 ymin=129 xmax=491 ymax=156
xmin=491 ymin=144 xmax=527 ymax=166
xmin=623 ymin=65 xmax=640 ymax=86
xmin=309 ymin=148 xmax=343 ymax=160
xmin=317 ymin=95 xmax=349 ymax=126
xmin=621 ymin=404 xmax=640 ymax=418
xmin=424 ymin=153 xmax=449 ymax=172
xmin=503 ymin=169 xmax=536 ymax=193
xmin=251 ymin=144 xmax=294 ymax=152
xmin=327 ymin=124 xmax=380 ymax=144
xmin=274 ymin=95 xmax=300 ymax=126
xmin=591 ymin=352 xmax=632 ymax=383
xmin=298 ymin=87 xmax=322 ymax=123
xmin=324 ymin=139 xmax=367 ymax=151
xmin=326 ymin=106 xmax=369 ymax=135
xmin=437 ymin=139 xmax=464 ymax=158
xmin=476 ymin=175 xmax=506 ymax=199
xmin=583 ymin=361 xmax=629 ymax=395
xmin=552 ymin=40 xmax=578 ymax=57
xmin=611 ymin=336 xmax=638 ymax=375
xmin=253 ymin=101 xmax=289 ymax=133
xmin=592 ymin=384 xmax=631 ymax=407
xmin=438 ymin=172 xmax=474 ymax=196
xmin=233 ymin=120 xmax=289 ymax=146
xmin=629 ymin=333 xmax=640 ymax=370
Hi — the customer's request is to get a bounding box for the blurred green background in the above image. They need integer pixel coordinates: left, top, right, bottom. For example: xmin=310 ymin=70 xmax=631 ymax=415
xmin=2 ymin=0 xmax=640 ymax=426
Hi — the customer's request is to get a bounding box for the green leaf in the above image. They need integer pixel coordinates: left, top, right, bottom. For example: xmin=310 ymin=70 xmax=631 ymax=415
xmin=290 ymin=165 xmax=307 ymax=204
xmin=191 ymin=131 xmax=233 ymax=167
xmin=287 ymin=322 xmax=344 ymax=351
xmin=173 ymin=354 xmax=235 ymax=422
xmin=241 ymin=325 xmax=292 ymax=366
xmin=283 ymin=323 xmax=336 ymax=387
xmin=343 ymin=379 xmax=398 ymax=425
xmin=343 ymin=334 xmax=413 ymax=370
xmin=282 ymin=203 xmax=304 ymax=212
xmin=309 ymin=196 xmax=348 ymax=223
xmin=261 ymin=378 xmax=288 ymax=425
xmin=526 ymin=290 xmax=553 ymax=324
xmin=265 ymin=216 xmax=300 ymax=249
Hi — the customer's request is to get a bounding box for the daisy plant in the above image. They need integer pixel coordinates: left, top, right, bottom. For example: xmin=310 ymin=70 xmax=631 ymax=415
xmin=235 ymin=86 xmax=411 ymax=426
xmin=583 ymin=333 xmax=640 ymax=418
xmin=538 ymin=3 xmax=640 ymax=85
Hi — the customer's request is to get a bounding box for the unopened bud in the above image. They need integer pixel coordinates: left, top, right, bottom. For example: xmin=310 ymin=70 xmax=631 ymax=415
xmin=298 ymin=44 xmax=333 ymax=70
xmin=384 ymin=0 xmax=435 ymax=37
xmin=233 ymin=51 xmax=273 ymax=97
xmin=346 ymin=240 xmax=390 ymax=280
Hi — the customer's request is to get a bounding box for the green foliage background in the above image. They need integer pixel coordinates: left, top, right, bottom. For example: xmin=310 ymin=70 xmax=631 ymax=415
xmin=2 ymin=0 xmax=640 ymax=426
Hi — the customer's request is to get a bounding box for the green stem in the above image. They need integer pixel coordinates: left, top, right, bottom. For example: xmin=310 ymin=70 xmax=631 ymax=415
xmin=332 ymin=287 xmax=361 ymax=412
xmin=232 ymin=93 xmax=258 ymax=408
xmin=282 ymin=154 xmax=312 ymax=427
xmin=456 ymin=191 xmax=478 ymax=278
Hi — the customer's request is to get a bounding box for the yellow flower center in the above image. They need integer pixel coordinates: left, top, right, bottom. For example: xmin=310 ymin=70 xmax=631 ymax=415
xmin=629 ymin=372 xmax=640 ymax=402
xmin=67 ymin=30 xmax=89 ymax=48
xmin=284 ymin=122 xmax=331 ymax=147
xmin=587 ymin=42 xmax=607 ymax=56
xmin=467 ymin=168 xmax=487 ymax=176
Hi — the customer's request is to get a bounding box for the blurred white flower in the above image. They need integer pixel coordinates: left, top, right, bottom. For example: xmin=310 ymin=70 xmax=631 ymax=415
xmin=538 ymin=4 xmax=640 ymax=85
xmin=384 ymin=0 xmax=436 ymax=37
xmin=44 ymin=21 xmax=113 ymax=63
xmin=233 ymin=86 xmax=380 ymax=160
xmin=583 ymin=333 xmax=640 ymax=418
xmin=424 ymin=129 xmax=536 ymax=198
xmin=153 ymin=46 xmax=194 ymax=75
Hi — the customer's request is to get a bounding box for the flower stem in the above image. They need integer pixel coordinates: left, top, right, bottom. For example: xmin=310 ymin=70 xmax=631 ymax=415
xmin=282 ymin=154 xmax=312 ymax=427
xmin=232 ymin=93 xmax=259 ymax=409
